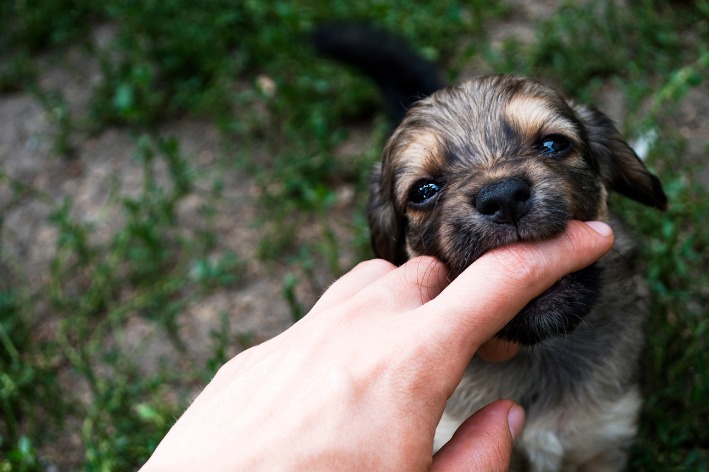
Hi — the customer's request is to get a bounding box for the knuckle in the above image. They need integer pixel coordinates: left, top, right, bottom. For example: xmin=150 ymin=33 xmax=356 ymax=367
xmin=364 ymin=281 xmax=399 ymax=304
xmin=353 ymin=258 xmax=397 ymax=275
xmin=485 ymin=245 xmax=546 ymax=284
xmin=402 ymin=256 xmax=447 ymax=284
xmin=405 ymin=255 xmax=439 ymax=268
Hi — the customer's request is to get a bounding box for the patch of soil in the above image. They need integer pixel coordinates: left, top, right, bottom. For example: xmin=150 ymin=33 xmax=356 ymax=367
xmin=0 ymin=44 xmax=364 ymax=470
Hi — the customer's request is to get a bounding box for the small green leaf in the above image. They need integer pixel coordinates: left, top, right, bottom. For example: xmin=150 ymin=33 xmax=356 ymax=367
xmin=114 ymin=83 xmax=134 ymax=112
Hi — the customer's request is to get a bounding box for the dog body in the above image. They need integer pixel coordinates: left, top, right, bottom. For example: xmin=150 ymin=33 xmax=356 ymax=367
xmin=365 ymin=76 xmax=666 ymax=471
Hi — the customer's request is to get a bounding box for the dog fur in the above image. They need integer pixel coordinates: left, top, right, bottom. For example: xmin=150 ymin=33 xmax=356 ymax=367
xmin=366 ymin=75 xmax=666 ymax=471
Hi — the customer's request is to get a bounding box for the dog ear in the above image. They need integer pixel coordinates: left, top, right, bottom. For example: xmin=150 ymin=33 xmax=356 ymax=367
xmin=575 ymin=104 xmax=668 ymax=210
xmin=367 ymin=163 xmax=407 ymax=265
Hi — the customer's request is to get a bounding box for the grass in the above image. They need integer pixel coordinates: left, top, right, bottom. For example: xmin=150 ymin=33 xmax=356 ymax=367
xmin=0 ymin=0 xmax=708 ymax=470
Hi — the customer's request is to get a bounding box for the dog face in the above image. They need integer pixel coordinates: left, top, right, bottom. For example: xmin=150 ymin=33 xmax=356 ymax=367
xmin=367 ymin=75 xmax=666 ymax=345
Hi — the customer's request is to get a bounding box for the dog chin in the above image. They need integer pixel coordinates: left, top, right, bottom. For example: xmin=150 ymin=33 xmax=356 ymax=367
xmin=495 ymin=264 xmax=602 ymax=346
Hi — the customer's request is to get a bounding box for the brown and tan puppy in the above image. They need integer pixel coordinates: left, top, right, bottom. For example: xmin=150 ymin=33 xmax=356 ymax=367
xmin=367 ymin=75 xmax=666 ymax=471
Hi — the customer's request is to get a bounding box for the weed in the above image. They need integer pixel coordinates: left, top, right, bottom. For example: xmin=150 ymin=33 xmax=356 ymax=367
xmin=0 ymin=53 xmax=37 ymax=94
xmin=283 ymin=272 xmax=306 ymax=323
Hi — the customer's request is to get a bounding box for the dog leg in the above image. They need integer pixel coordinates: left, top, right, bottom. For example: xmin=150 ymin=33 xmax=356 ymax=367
xmin=518 ymin=428 xmax=565 ymax=472
xmin=519 ymin=387 xmax=642 ymax=472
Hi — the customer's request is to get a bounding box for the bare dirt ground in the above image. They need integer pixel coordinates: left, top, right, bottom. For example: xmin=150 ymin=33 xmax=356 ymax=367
xmin=1 ymin=1 xmax=708 ymax=469
xmin=0 ymin=45 xmax=323 ymax=469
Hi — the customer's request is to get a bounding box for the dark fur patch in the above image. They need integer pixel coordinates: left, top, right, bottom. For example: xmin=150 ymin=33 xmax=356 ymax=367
xmin=496 ymin=264 xmax=601 ymax=345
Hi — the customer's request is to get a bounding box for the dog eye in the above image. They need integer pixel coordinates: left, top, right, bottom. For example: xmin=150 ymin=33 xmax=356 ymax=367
xmin=538 ymin=134 xmax=573 ymax=156
xmin=409 ymin=182 xmax=441 ymax=206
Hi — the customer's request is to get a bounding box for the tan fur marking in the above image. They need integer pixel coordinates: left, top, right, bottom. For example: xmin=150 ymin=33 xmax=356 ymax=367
xmin=395 ymin=131 xmax=443 ymax=204
xmin=404 ymin=235 xmax=418 ymax=258
xmin=596 ymin=186 xmax=610 ymax=222
xmin=482 ymin=166 xmax=518 ymax=182
xmin=506 ymin=95 xmax=580 ymax=139
xmin=396 ymin=131 xmax=439 ymax=166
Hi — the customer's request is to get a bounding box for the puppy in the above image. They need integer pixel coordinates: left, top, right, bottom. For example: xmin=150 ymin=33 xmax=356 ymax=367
xmin=315 ymin=26 xmax=666 ymax=472
xmin=367 ymin=75 xmax=666 ymax=471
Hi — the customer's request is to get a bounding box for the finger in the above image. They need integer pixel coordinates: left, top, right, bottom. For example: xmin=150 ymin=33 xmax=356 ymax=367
xmin=353 ymin=255 xmax=449 ymax=313
xmin=418 ymin=220 xmax=614 ymax=364
xmin=477 ymin=338 xmax=520 ymax=362
xmin=429 ymin=400 xmax=524 ymax=472
xmin=308 ymin=259 xmax=396 ymax=316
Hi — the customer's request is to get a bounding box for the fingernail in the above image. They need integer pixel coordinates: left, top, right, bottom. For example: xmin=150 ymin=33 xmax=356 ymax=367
xmin=508 ymin=404 xmax=525 ymax=442
xmin=584 ymin=221 xmax=613 ymax=237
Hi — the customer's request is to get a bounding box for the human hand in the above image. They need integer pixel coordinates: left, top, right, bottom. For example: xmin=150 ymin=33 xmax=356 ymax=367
xmin=141 ymin=220 xmax=614 ymax=472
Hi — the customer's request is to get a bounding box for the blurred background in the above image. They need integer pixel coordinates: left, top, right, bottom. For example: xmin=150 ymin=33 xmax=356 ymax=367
xmin=0 ymin=0 xmax=707 ymax=470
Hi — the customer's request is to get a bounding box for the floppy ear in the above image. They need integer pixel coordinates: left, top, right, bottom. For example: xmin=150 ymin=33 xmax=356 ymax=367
xmin=366 ymin=163 xmax=408 ymax=265
xmin=575 ymin=104 xmax=668 ymax=210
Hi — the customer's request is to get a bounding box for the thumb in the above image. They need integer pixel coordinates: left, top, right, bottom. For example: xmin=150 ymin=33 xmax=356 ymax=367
xmin=429 ymin=400 xmax=524 ymax=472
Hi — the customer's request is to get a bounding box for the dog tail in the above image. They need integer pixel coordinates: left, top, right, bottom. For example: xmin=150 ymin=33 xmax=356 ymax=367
xmin=312 ymin=23 xmax=445 ymax=126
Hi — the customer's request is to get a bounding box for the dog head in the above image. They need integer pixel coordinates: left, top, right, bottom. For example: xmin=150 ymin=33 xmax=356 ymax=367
xmin=367 ymin=75 xmax=666 ymax=345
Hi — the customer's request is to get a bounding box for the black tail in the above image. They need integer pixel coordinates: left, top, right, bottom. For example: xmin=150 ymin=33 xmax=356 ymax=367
xmin=312 ymin=23 xmax=445 ymax=126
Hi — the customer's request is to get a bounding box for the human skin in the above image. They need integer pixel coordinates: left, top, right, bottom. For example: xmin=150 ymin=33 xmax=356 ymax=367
xmin=141 ymin=220 xmax=614 ymax=472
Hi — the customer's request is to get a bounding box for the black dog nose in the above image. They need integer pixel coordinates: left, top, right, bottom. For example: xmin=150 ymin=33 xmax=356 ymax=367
xmin=475 ymin=178 xmax=531 ymax=225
